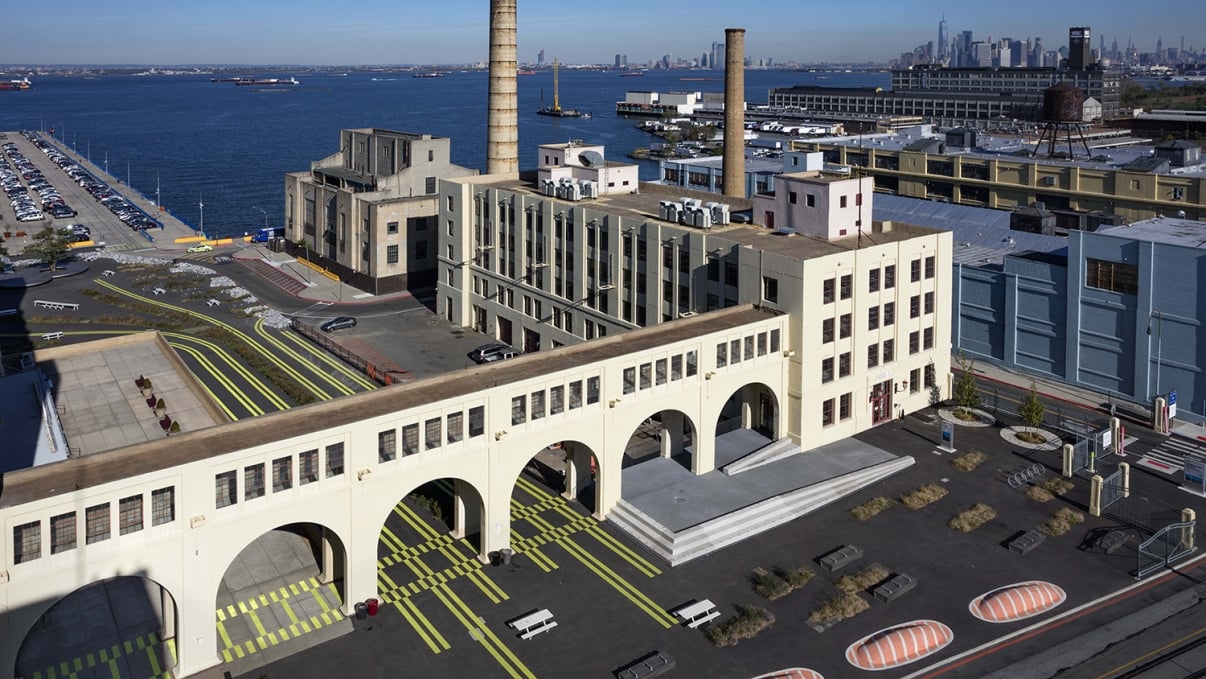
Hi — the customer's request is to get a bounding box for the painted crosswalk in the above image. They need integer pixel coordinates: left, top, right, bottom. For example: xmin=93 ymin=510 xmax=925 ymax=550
xmin=1137 ymin=436 xmax=1206 ymax=474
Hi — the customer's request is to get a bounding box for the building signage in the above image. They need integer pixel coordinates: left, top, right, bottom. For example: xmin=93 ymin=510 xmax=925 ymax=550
xmin=1184 ymin=456 xmax=1206 ymax=495
xmin=1168 ymin=390 xmax=1178 ymax=419
xmin=940 ymin=420 xmax=956 ymax=453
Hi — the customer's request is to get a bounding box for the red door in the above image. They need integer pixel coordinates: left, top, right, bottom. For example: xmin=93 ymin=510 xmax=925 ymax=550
xmin=870 ymin=380 xmax=893 ymax=425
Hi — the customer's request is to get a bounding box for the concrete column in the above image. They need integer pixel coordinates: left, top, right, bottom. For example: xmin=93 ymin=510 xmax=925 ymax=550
xmin=319 ymin=526 xmax=336 ymax=584
xmin=1183 ymin=508 xmax=1196 ymax=550
xmin=161 ymin=588 xmax=177 ymax=641
xmin=561 ymin=442 xmax=578 ymax=501
xmin=722 ymin=28 xmax=746 ymax=198
xmin=176 ymin=593 xmax=222 ymax=675
xmin=1062 ymin=443 xmax=1075 ymax=477
xmin=1089 ymin=474 xmax=1103 ymax=516
xmin=487 ymin=0 xmax=519 ymax=177
xmin=451 ymin=479 xmax=469 ymax=539
xmin=481 ymin=489 xmax=512 ymax=563
xmin=661 ymin=412 xmax=685 ymax=458
xmin=1110 ymin=416 xmax=1122 ymax=457
xmin=570 ymin=443 xmax=595 ymax=503
xmin=1120 ymin=461 xmax=1130 ymax=498
xmin=741 ymin=393 xmax=753 ymax=429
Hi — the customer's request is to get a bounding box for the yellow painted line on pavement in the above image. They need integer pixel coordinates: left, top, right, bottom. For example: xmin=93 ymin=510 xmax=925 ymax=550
xmin=163 ymin=331 xmax=289 ymax=411
xmin=169 ymin=343 xmax=244 ymax=419
xmin=389 ymin=502 xmax=509 ymax=604
xmin=248 ymin=608 xmax=268 ymax=637
xmin=260 ymin=317 xmax=377 ymax=390
xmin=558 ymin=537 xmax=676 ymax=628
xmin=247 ymin=317 xmax=355 ymax=396
xmin=431 ymin=583 xmax=535 ymax=679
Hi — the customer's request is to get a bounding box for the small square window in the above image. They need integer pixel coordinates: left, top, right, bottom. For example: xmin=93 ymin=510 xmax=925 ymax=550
xmin=387 ymin=221 xmax=399 ymax=234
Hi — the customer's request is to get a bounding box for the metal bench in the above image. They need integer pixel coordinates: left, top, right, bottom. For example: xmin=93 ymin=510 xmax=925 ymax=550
xmin=41 ymin=331 xmax=64 ymax=341
xmin=873 ymin=573 xmax=917 ymax=603
xmin=820 ymin=544 xmax=864 ymax=571
xmin=33 ymin=300 xmax=79 ymax=310
xmin=508 ymin=609 xmax=556 ymax=640
xmin=206 ymin=299 xmax=221 ymax=307
xmin=673 ymin=599 xmax=720 ymax=629
xmin=616 ymin=651 xmax=676 ymax=679
xmin=1009 ymin=530 xmax=1046 ymax=555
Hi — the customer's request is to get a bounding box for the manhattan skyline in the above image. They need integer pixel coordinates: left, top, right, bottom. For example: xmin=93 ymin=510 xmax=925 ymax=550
xmin=2 ymin=0 xmax=1202 ymax=66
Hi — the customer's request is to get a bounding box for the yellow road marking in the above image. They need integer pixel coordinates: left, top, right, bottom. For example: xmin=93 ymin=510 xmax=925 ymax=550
xmin=248 ymin=608 xmax=268 ymax=637
xmin=216 ymin=619 xmax=234 ymax=650
xmin=557 ymin=537 xmax=675 ymax=627
xmin=262 ymin=317 xmax=377 ymax=390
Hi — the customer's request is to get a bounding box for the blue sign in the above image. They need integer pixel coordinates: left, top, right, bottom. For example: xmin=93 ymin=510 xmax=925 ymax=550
xmin=1169 ymin=390 xmax=1178 ymax=419
xmin=1185 ymin=456 xmax=1205 ymax=494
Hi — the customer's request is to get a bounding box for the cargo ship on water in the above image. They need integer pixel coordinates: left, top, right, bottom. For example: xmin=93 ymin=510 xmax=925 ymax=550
xmin=537 ymin=59 xmax=590 ymax=118
xmin=0 ymin=77 xmax=32 ymax=90
xmin=235 ymin=77 xmax=300 ymax=86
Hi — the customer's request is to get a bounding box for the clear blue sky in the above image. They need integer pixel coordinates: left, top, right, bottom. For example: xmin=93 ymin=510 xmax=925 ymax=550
xmin=3 ymin=0 xmax=1201 ymax=65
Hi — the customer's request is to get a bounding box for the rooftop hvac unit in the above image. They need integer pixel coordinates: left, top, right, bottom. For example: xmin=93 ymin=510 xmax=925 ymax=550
xmin=680 ymin=198 xmax=702 ymax=210
xmin=660 ymin=201 xmax=680 ymax=222
xmin=564 ymin=182 xmax=582 ymax=201
xmin=581 ymin=180 xmax=598 ymax=199
xmin=541 ymin=179 xmax=556 ymax=196
xmin=708 ymin=202 xmax=731 ymax=225
xmin=691 ymin=207 xmax=713 ymax=230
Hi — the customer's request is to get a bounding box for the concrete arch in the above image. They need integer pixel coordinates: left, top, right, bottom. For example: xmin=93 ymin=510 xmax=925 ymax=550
xmin=372 ymin=474 xmax=488 ymax=554
xmin=16 ymin=574 xmax=180 ymax=679
xmin=502 ymin=438 xmax=604 ymax=516
xmin=710 ymin=381 xmax=782 ymax=440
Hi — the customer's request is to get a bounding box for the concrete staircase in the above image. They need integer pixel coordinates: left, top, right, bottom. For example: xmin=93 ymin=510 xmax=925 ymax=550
xmin=721 ymin=437 xmax=799 ymax=476
xmin=607 ymin=455 xmax=915 ymax=567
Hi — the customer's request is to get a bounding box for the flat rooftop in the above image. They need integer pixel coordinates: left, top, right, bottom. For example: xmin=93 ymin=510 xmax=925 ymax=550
xmin=1097 ymin=215 xmax=1206 ymax=249
xmin=0 ymin=305 xmax=782 ymax=508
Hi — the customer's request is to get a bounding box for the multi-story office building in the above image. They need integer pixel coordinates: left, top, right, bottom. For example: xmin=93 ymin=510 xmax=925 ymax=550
xmin=284 ymin=128 xmax=477 ymax=294
xmin=436 ymin=143 xmax=953 ymax=448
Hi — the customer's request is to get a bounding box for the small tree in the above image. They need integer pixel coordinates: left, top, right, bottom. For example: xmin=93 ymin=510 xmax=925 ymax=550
xmin=25 ymin=227 xmax=70 ymax=272
xmin=953 ymin=351 xmax=980 ymax=412
xmin=1018 ymin=381 xmax=1046 ymax=428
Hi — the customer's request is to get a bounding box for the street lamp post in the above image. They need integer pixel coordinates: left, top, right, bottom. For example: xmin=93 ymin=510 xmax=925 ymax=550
xmin=199 ymin=192 xmax=205 ymax=237
xmin=256 ymin=206 xmax=268 ymax=230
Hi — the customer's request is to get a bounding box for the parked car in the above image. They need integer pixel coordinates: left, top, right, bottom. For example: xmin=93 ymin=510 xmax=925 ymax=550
xmin=187 ymin=243 xmax=214 ymax=253
xmin=320 ymin=316 xmax=357 ymax=332
xmin=468 ymin=343 xmax=520 ymax=364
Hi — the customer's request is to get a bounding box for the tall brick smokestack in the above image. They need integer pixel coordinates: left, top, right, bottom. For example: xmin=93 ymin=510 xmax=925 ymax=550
xmin=488 ymin=0 xmax=519 ymax=176
xmin=723 ymin=28 xmax=746 ymax=198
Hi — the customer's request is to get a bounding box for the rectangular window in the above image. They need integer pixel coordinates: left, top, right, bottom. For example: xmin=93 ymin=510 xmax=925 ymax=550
xmin=911 ymin=258 xmax=921 ymax=282
xmin=326 ymin=443 xmax=345 ymax=477
xmin=51 ymin=512 xmax=77 ymax=554
xmin=401 ymin=424 xmax=420 ymax=456
xmin=379 ymin=429 xmax=397 ymax=462
xmin=839 ymin=313 xmax=851 ymax=339
xmin=216 ymin=471 xmax=238 ymax=508
xmin=909 ymin=331 xmax=920 ymax=355
xmin=884 ymin=302 xmax=895 ymax=326
xmin=840 ymin=393 xmax=851 ymax=420
xmin=924 ymin=326 xmax=934 ymax=350
xmin=447 ymin=411 xmax=464 ymax=443
xmin=587 ymin=376 xmax=601 ymax=404
xmin=639 ymin=363 xmax=652 ymax=390
xmin=655 ymin=358 xmax=668 ymax=385
xmin=387 ymin=245 xmax=399 ymax=264
xmin=245 ymin=463 xmax=266 ymax=500
xmin=151 ymin=488 xmax=174 ymax=526
xmin=924 ymin=255 xmax=935 ymax=279
xmin=469 ymin=406 xmax=485 ymax=437
xmin=425 ymin=176 xmax=436 ymax=194
xmin=531 ymin=391 xmax=546 ymax=420
xmin=1085 ymin=258 xmax=1139 ymax=295
xmin=868 ymin=306 xmax=879 ymax=330
xmin=869 ymin=268 xmax=880 ymax=292
xmin=840 ymin=195 xmax=848 ymax=208
xmin=744 ymin=336 xmax=755 ymax=361
xmin=885 ymin=264 xmax=896 ymax=289
xmin=911 ymin=295 xmax=921 ymax=318
xmin=685 ymin=351 xmax=698 ymax=377
xmin=839 ymin=352 xmax=851 ymax=377
xmin=910 ymin=368 xmax=921 ymax=393
xmin=550 ymin=386 xmax=565 ymax=414
xmin=924 ymin=291 xmax=934 ymax=315
xmin=788 ymin=191 xmax=797 ymax=204
xmin=840 ymin=274 xmax=852 ymax=300
xmin=822 ymin=357 xmax=834 ymax=383
xmin=925 ymin=364 xmax=936 ymax=388
xmin=273 ymin=457 xmax=293 ymax=492
xmin=424 ymin=417 xmax=442 ymax=449
xmin=14 ymin=521 xmax=40 ymax=564
xmin=86 ymin=503 xmax=110 ymax=545
xmin=763 ymin=276 xmax=778 ymax=303
xmin=730 ymin=339 xmax=742 ymax=363
xmin=119 ymin=495 xmax=143 ymax=535
xmin=822 ymin=319 xmax=834 ymax=343
xmin=807 ymin=194 xmax=816 ymax=207
xmin=757 ymin=332 xmax=768 ymax=356
xmin=822 ymin=278 xmax=835 ymax=304
xmin=387 ymin=220 xmax=399 ymax=234
xmin=300 ymin=449 xmax=319 ymax=484
xmin=883 ymin=338 xmax=895 ymax=363
xmin=770 ymin=329 xmax=781 ymax=353
xmin=867 ymin=344 xmax=879 ymax=368
xmin=822 ymin=398 xmax=835 ymax=426
xmin=512 ymin=395 xmax=527 ymax=424
xmin=623 ymin=367 xmax=636 ymax=394
xmin=671 ymin=355 xmax=683 ymax=380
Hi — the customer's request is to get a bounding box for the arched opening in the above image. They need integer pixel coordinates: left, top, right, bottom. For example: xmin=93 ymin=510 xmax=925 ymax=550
xmin=624 ymin=410 xmax=696 ymax=471
xmin=715 ymin=383 xmax=782 ymax=462
xmin=516 ymin=439 xmax=601 ymax=516
xmin=17 ymin=576 xmax=178 ymax=679
xmin=214 ymin=523 xmax=347 ymax=665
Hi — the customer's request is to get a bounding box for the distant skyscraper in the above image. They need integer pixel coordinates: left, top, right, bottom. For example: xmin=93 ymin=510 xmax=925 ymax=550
xmin=616 ymin=54 xmax=623 ymax=68
xmin=958 ymin=30 xmax=974 ymax=67
xmin=538 ymin=49 xmax=545 ymax=66
xmin=937 ymin=16 xmax=949 ymax=63
xmin=1068 ymin=27 xmax=1093 ymax=70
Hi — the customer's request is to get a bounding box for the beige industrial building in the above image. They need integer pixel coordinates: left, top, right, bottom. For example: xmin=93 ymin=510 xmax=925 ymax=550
xmin=284 ymin=129 xmax=478 ymax=294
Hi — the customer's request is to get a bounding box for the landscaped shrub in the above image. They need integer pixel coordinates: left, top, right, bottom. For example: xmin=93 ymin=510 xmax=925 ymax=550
xmin=783 ymin=566 xmax=814 ymax=589
xmin=949 ymin=504 xmax=997 ymax=533
xmin=753 ymin=566 xmax=814 ymax=600
xmin=835 ymin=563 xmax=890 ymax=594
xmin=410 ymin=494 xmax=444 ymax=521
xmin=1039 ymin=507 xmax=1085 ymax=536
xmin=1041 ymin=478 xmax=1074 ymax=496
xmin=808 ymin=592 xmax=869 ymax=626
xmin=706 ymin=605 xmax=775 ymax=647
xmin=850 ymin=496 xmax=895 ymax=521
xmin=901 ymin=482 xmax=949 ymax=509
xmin=950 ymin=451 xmax=989 ymax=472
xmin=1026 ymin=486 xmax=1055 ymax=502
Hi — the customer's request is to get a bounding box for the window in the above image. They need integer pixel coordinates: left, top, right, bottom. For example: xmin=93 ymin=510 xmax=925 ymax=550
xmin=924 ymin=291 xmax=934 ymax=315
xmin=909 ymin=330 xmax=920 ymax=355
xmin=469 ymin=406 xmax=484 ymax=437
xmin=839 ymin=352 xmax=851 ymax=377
xmin=868 ymin=306 xmax=880 ymax=330
xmin=387 ymin=220 xmax=399 ymax=234
xmin=447 ymin=411 xmax=464 ymax=442
xmin=840 ymin=195 xmax=848 ymax=208
xmin=273 ymin=457 xmax=293 ymax=492
xmin=788 ymin=191 xmax=797 ymax=204
xmin=707 ymin=257 xmax=719 ymax=282
xmin=14 ymin=521 xmax=40 ymax=563
xmin=671 ymin=355 xmax=683 ymax=380
xmin=245 ymin=463 xmax=265 ymax=500
xmin=379 ymin=429 xmax=397 ymax=462
xmin=387 ymin=245 xmax=399 ymax=264
xmin=744 ymin=336 xmax=755 ymax=361
xmin=911 ymin=258 xmax=921 ymax=282
xmin=326 ymin=443 xmax=345 ymax=477
xmin=512 ymin=395 xmax=527 ymax=424
xmin=119 ymin=495 xmax=143 ymax=535
xmin=867 ymin=344 xmax=879 ymax=368
xmin=569 ymin=381 xmax=583 ymax=409
xmin=924 ymin=363 xmax=936 ymax=388
xmin=869 ymin=268 xmax=880 ymax=292
xmin=822 ymin=318 xmax=834 ymax=343
xmin=86 ymin=503 xmax=110 ymax=545
xmin=884 ymin=302 xmax=895 ymax=326
xmin=216 ymin=471 xmax=237 ymax=508
xmin=911 ymin=295 xmax=921 ymax=318
xmin=401 ymin=424 xmax=420 ymax=456
xmin=910 ymin=368 xmax=921 ymax=393
xmin=806 ymin=194 xmax=815 ymax=207
xmin=883 ymin=338 xmax=895 ymax=363
xmin=730 ymin=339 xmax=742 ymax=364
xmin=655 ymin=358 xmax=668 ymax=385
xmin=1085 ymin=258 xmax=1139 ymax=295
xmin=924 ymin=255 xmax=935 ymax=279
xmin=424 ymin=417 xmax=442 ymax=449
xmin=300 ymin=449 xmax=319 ymax=484
xmin=639 ymin=363 xmax=652 ymax=390
xmin=531 ymin=391 xmax=546 ymax=420
xmin=822 ymin=357 xmax=834 ymax=383
xmin=840 ymin=274 xmax=852 ymax=300
xmin=51 ymin=512 xmax=76 ymax=554
xmin=884 ymin=264 xmax=896 ymax=289
xmin=757 ymin=332 xmax=768 ymax=356
xmin=770 ymin=329 xmax=781 ymax=353
xmin=822 ymin=278 xmax=835 ymax=304
xmin=685 ymin=351 xmax=698 ymax=377
xmin=550 ymin=386 xmax=565 ymax=414
xmin=151 ymin=487 xmax=174 ymax=526
xmin=840 ymin=393 xmax=851 ymax=420
xmin=425 ymin=176 xmax=437 ymax=194
xmin=587 ymin=376 xmax=601 ymax=403
xmin=839 ymin=314 xmax=851 ymax=339
xmin=623 ymin=367 xmax=636 ymax=394
xmin=763 ymin=276 xmax=778 ymax=303
xmin=822 ymin=398 xmax=835 ymax=426
xmin=924 ymin=326 xmax=934 ymax=350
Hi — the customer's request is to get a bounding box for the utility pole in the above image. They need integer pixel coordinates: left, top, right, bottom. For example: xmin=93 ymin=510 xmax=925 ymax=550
xmin=199 ymin=192 xmax=205 ymax=236
xmin=156 ymin=172 xmax=161 ymax=207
